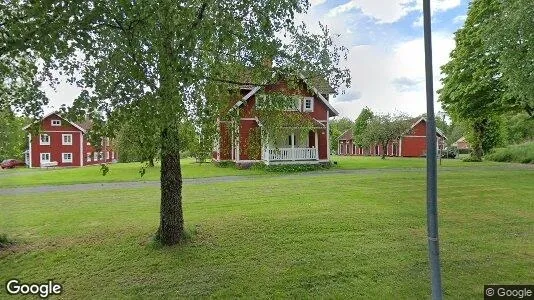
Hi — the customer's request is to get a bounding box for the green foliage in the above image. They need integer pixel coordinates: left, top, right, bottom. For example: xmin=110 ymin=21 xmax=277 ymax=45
xmin=0 ymin=107 xmax=27 ymax=160
xmin=438 ymin=0 xmax=504 ymax=160
xmin=485 ymin=142 xmax=534 ymax=164
xmin=502 ymin=113 xmax=534 ymax=145
xmin=360 ymin=113 xmax=411 ymax=159
xmin=329 ymin=117 xmax=354 ymax=152
xmin=264 ymin=163 xmax=332 ymax=173
xmin=491 ymin=0 xmax=534 ymax=117
xmin=214 ymin=161 xmax=236 ymax=168
xmin=353 ymin=107 xmax=373 ymax=146
xmin=462 ymin=155 xmax=483 ymax=163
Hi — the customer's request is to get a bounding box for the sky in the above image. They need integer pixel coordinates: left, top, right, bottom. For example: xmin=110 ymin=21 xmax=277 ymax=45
xmin=42 ymin=0 xmax=469 ymax=120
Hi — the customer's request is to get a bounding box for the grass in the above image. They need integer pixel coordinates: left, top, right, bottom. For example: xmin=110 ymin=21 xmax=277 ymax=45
xmin=0 ymin=158 xmax=267 ymax=188
xmin=1 ymin=155 xmax=503 ymax=188
xmin=331 ymin=155 xmax=500 ymax=170
xmin=1 ymin=163 xmax=532 ymax=298
xmin=485 ymin=142 xmax=534 ymax=164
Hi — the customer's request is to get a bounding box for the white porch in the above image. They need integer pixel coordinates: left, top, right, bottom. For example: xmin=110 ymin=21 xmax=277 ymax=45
xmin=261 ymin=130 xmax=320 ymax=164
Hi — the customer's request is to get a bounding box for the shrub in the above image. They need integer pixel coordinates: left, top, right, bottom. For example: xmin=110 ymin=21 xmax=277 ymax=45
xmin=214 ymin=161 xmax=236 ymax=168
xmin=485 ymin=142 xmax=534 ymax=164
xmin=462 ymin=155 xmax=482 ymax=162
xmin=265 ymin=162 xmax=332 ymax=173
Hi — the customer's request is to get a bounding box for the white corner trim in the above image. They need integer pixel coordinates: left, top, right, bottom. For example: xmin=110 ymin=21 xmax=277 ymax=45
xmin=229 ymin=86 xmax=262 ymax=112
xmin=80 ymin=132 xmax=84 ymax=166
xmin=28 ymin=134 xmax=32 ymax=168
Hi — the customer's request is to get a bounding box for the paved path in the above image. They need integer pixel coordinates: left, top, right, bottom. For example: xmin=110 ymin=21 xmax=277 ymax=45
xmin=1 ymin=165 xmax=532 ymax=195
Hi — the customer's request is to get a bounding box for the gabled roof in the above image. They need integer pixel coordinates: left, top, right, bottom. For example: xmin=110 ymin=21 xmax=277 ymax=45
xmin=409 ymin=117 xmax=447 ymax=139
xmin=230 ymin=77 xmax=339 ymax=117
xmin=337 ymin=129 xmax=354 ymax=141
xmin=22 ymin=112 xmax=87 ymax=133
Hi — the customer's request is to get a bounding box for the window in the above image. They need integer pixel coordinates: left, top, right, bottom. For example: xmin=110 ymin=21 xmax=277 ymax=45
xmin=106 ymin=152 xmax=110 ymax=160
xmin=98 ymin=152 xmax=104 ymax=160
xmin=51 ymin=119 xmax=61 ymax=126
xmin=94 ymin=152 xmax=98 ymax=161
xmin=40 ymin=134 xmax=50 ymax=145
xmin=87 ymin=153 xmax=92 ymax=162
xmin=62 ymin=153 xmax=73 ymax=163
xmin=40 ymin=153 xmax=50 ymax=163
xmin=112 ymin=152 xmax=115 ymax=160
xmin=303 ymin=97 xmax=314 ymax=112
xmin=62 ymin=134 xmax=72 ymax=145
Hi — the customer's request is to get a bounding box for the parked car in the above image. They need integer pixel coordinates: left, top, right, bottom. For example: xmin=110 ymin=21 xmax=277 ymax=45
xmin=1 ymin=159 xmax=26 ymax=169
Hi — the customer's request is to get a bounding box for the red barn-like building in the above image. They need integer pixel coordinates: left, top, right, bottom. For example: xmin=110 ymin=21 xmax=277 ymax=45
xmin=338 ymin=117 xmax=446 ymax=157
xmin=213 ymin=78 xmax=336 ymax=165
xmin=23 ymin=112 xmax=117 ymax=168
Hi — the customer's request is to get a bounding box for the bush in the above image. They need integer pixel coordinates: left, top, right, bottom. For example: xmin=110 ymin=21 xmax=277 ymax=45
xmin=264 ymin=162 xmax=332 ymax=173
xmin=462 ymin=155 xmax=482 ymax=162
xmin=485 ymin=142 xmax=534 ymax=164
xmin=214 ymin=161 xmax=236 ymax=168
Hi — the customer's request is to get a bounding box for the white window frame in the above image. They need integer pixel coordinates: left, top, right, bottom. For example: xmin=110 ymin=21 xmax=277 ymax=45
xmin=303 ymin=97 xmax=314 ymax=112
xmin=51 ymin=119 xmax=61 ymax=126
xmin=94 ymin=152 xmax=98 ymax=161
xmin=87 ymin=153 xmax=92 ymax=162
xmin=39 ymin=134 xmax=50 ymax=145
xmin=62 ymin=134 xmax=73 ymax=145
xmin=62 ymin=153 xmax=73 ymax=163
xmin=98 ymin=152 xmax=104 ymax=160
xmin=40 ymin=153 xmax=51 ymax=163
xmin=106 ymin=151 xmax=110 ymax=160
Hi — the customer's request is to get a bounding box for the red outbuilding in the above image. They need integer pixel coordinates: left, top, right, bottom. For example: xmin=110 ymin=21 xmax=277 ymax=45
xmin=23 ymin=112 xmax=117 ymax=168
xmin=337 ymin=117 xmax=446 ymax=157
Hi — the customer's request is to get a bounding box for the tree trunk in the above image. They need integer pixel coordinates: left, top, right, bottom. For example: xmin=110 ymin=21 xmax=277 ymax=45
xmin=157 ymin=126 xmax=184 ymax=245
xmin=148 ymin=157 xmax=155 ymax=167
xmin=381 ymin=142 xmax=387 ymax=159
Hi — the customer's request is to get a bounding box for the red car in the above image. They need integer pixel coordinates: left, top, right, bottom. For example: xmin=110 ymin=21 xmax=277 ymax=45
xmin=1 ymin=159 xmax=26 ymax=169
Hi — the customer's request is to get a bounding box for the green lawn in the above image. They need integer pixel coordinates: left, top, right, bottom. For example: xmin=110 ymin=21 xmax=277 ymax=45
xmin=1 ymin=163 xmax=532 ymax=298
xmin=331 ymin=155 xmax=501 ymax=169
xmin=0 ymin=156 xmax=504 ymax=188
xmin=0 ymin=158 xmax=267 ymax=188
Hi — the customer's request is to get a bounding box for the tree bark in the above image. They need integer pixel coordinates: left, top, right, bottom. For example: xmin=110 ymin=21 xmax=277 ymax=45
xmin=157 ymin=126 xmax=184 ymax=245
xmin=148 ymin=157 xmax=155 ymax=167
xmin=381 ymin=142 xmax=387 ymax=159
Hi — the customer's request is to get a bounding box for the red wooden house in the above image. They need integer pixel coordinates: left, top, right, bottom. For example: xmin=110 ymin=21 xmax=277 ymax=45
xmin=337 ymin=117 xmax=446 ymax=157
xmin=23 ymin=112 xmax=117 ymax=168
xmin=213 ymin=78 xmax=337 ymax=165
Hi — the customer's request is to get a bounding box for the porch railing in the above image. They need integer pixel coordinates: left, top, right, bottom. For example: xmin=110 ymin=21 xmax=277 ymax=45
xmin=264 ymin=147 xmax=318 ymax=161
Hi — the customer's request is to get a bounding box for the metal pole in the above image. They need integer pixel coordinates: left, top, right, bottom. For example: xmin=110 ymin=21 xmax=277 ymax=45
xmin=422 ymin=0 xmax=443 ymax=299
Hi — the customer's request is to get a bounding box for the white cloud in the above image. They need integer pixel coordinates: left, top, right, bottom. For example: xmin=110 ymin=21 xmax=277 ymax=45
xmin=310 ymin=0 xmax=327 ymax=7
xmin=453 ymin=14 xmax=467 ymax=24
xmin=331 ymin=32 xmax=455 ymax=118
xmin=328 ymin=0 xmax=461 ymax=24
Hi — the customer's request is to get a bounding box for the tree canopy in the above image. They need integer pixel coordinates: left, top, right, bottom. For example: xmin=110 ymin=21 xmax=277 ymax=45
xmin=438 ymin=0 xmax=503 ymax=160
xmin=1 ymin=0 xmax=350 ymax=245
xmin=353 ymin=107 xmax=373 ymax=147
xmin=360 ymin=113 xmax=411 ymax=159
